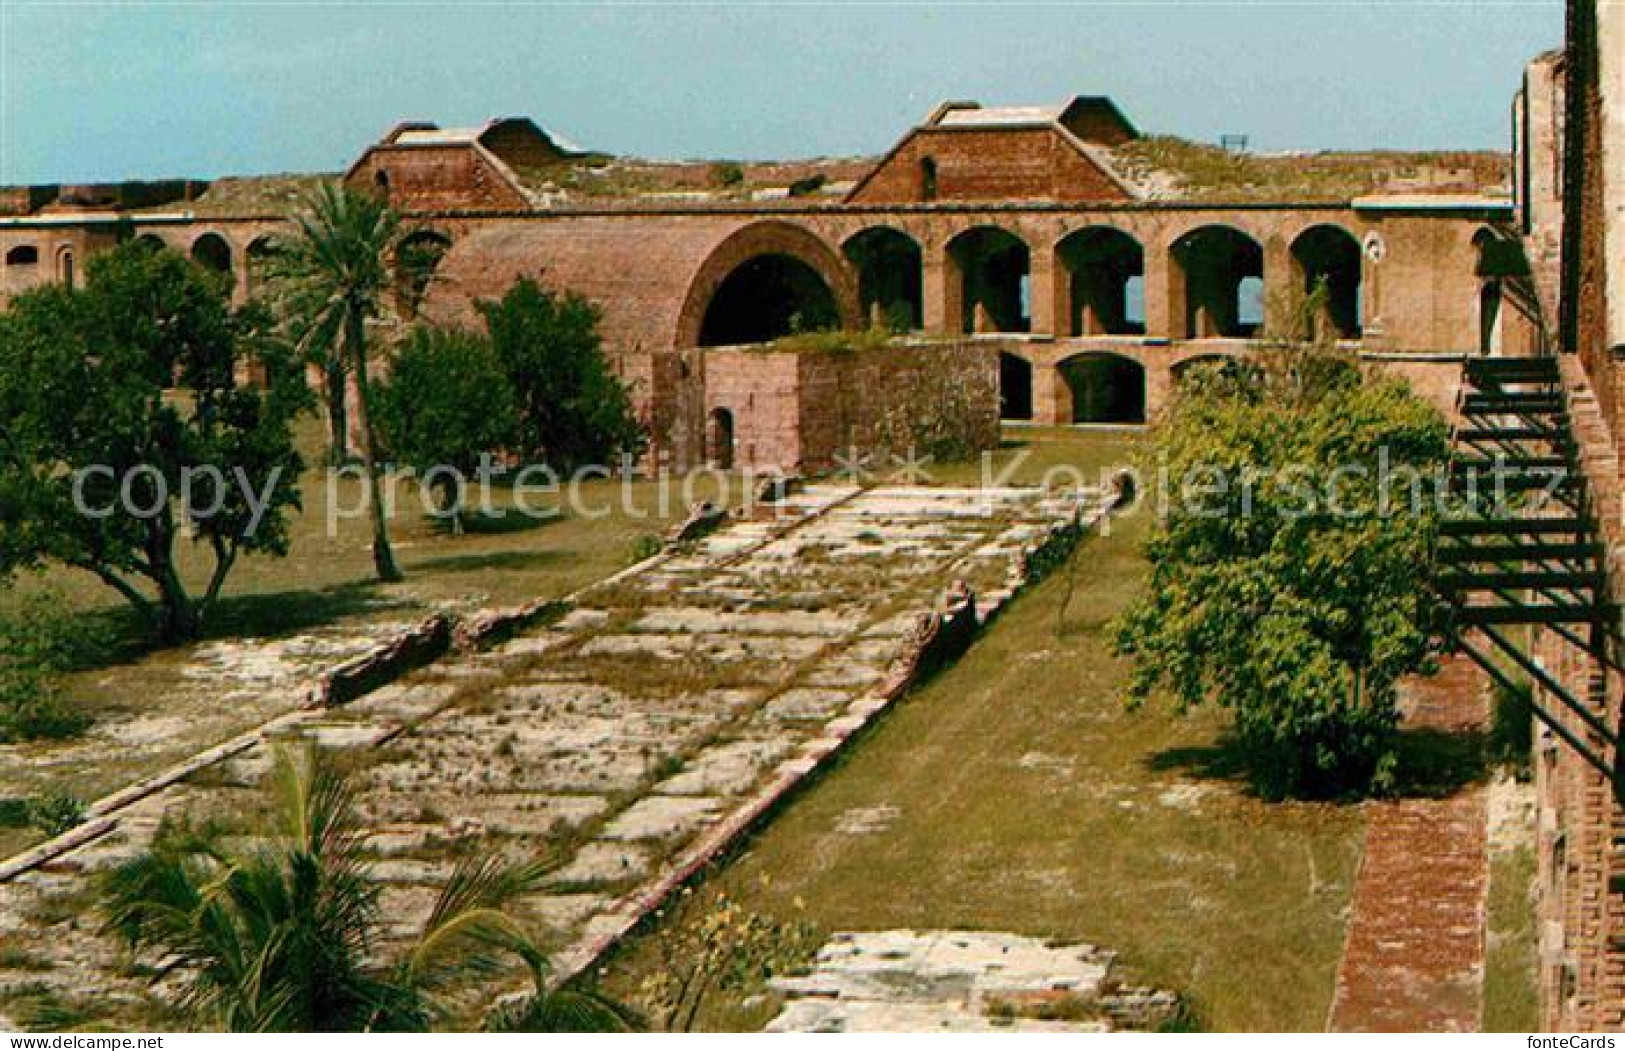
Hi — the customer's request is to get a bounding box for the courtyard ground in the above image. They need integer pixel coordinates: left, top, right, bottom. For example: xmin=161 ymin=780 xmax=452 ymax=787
xmin=600 ymin=428 xmax=1367 ymax=1032
xmin=0 ymin=426 xmax=1538 ymax=1031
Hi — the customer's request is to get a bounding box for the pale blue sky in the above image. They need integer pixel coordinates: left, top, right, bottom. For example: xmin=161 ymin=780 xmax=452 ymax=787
xmin=0 ymin=1 xmax=1563 ymax=184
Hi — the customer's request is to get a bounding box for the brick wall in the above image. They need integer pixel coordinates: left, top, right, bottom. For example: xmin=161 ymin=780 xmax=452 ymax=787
xmin=665 ymin=340 xmax=999 ymax=474
xmin=849 ymin=127 xmax=1133 ymax=204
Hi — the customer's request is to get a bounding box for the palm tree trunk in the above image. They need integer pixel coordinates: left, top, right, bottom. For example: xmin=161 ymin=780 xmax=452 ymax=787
xmin=346 ymin=308 xmax=403 ymax=583
xmin=324 ymin=356 xmax=350 ymax=467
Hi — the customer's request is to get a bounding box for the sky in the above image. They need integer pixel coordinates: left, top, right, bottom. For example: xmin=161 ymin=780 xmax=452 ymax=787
xmin=0 ymin=1 xmax=1565 ymax=185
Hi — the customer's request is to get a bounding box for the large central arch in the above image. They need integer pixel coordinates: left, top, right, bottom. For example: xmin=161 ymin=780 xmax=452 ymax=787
xmin=678 ymin=221 xmax=860 ymax=348
xmin=1171 ymin=225 xmax=1263 ymax=339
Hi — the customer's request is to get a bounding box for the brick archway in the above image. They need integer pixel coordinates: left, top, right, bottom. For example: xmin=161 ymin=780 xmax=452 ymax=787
xmin=676 ymin=220 xmax=860 ymax=348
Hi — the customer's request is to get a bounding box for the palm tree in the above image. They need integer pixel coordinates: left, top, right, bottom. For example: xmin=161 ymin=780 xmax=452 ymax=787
xmin=268 ymin=182 xmax=405 ymax=582
xmin=99 ymin=746 xmax=638 ymax=1033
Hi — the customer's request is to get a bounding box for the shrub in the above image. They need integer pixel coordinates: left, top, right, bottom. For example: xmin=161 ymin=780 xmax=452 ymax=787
xmin=373 ymin=326 xmax=518 ymax=531
xmin=1111 ymin=339 xmax=1451 ymax=799
xmin=708 ymin=162 xmax=744 ymax=189
xmin=23 ymin=792 xmax=85 ymax=837
xmin=479 ymin=278 xmax=646 ymax=472
xmin=1489 ymin=677 xmax=1534 ymax=772
xmin=0 ymin=592 xmax=105 ymax=742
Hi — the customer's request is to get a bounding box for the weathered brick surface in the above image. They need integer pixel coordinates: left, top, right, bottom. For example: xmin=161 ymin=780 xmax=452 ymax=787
xmin=1329 ymin=654 xmax=1490 ymax=1033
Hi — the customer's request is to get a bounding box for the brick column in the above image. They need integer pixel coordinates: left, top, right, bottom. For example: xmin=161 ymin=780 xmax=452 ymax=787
xmin=1031 ymin=356 xmax=1067 ymax=424
xmin=924 ymin=246 xmax=959 ymax=335
xmin=1145 ymin=244 xmax=1176 ymax=340
xmin=1264 ymin=237 xmax=1293 ymax=336
xmin=1029 ymin=248 xmax=1057 ymax=336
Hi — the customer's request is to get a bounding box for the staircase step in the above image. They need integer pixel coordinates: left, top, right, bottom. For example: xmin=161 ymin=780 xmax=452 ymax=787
xmin=1439 ymin=570 xmax=1602 ymax=591
xmin=1454 ymin=456 xmax=1571 ymax=471
xmin=1440 ymin=517 xmax=1592 ymax=537
xmin=1465 ymin=356 xmax=1560 ymax=381
xmin=1454 ymin=602 xmax=1615 ymax=626
xmin=1436 ymin=541 xmax=1606 ymax=564
xmin=1456 ymin=427 xmax=1570 ymax=443
xmin=1447 ymin=472 xmax=1575 ymax=493
xmin=1461 ymin=394 xmax=1567 ymax=415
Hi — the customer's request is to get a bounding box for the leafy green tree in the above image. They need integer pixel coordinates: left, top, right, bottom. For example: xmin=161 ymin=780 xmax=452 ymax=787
xmin=374 ymin=327 xmax=518 ymax=533
xmin=0 ymin=239 xmax=306 ymax=642
xmin=267 ymin=183 xmax=406 ymax=582
xmin=1111 ymin=340 xmax=1451 ymax=798
xmin=478 ymin=278 xmax=645 ymax=472
xmin=100 ymin=746 xmax=639 ymax=1033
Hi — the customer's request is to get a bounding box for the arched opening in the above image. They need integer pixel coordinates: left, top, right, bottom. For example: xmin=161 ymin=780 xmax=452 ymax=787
xmin=707 ymin=407 xmax=735 ymax=469
xmin=1172 ymin=225 xmax=1264 ymax=339
xmin=1060 ymin=352 xmax=1146 ymax=424
xmin=844 ymin=227 xmax=923 ymax=331
xmin=130 ymin=233 xmax=167 ymax=254
xmin=5 ymin=245 xmax=38 ymax=266
xmin=190 ymin=233 xmax=232 ymax=276
xmin=1057 ymin=227 xmax=1144 ymax=336
xmin=396 ymin=230 xmax=451 ymax=318
xmin=949 ymin=227 xmax=1030 ymax=334
xmin=56 ymin=247 xmax=75 ymax=288
xmin=920 ymin=157 xmax=938 ymax=201
xmin=698 ymin=253 xmax=839 ymax=346
xmin=1291 ymin=225 xmax=1363 ymax=339
xmin=245 ymin=236 xmax=277 ymax=295
xmin=999 ymin=352 xmax=1034 ymax=421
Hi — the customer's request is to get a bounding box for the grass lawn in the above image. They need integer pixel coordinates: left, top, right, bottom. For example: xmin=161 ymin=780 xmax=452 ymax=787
xmin=1484 ymin=809 xmax=1539 ymax=1032
xmin=601 ymin=426 xmax=1367 ymax=1032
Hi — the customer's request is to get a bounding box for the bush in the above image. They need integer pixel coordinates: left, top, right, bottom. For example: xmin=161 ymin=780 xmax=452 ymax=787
xmin=24 ymin=792 xmax=85 ymax=837
xmin=479 ymin=278 xmax=646 ymax=472
xmin=1111 ymin=340 xmax=1451 ymax=799
xmin=709 ymin=162 xmax=744 ymax=189
xmin=374 ymin=326 xmax=518 ymax=531
xmin=0 ymin=592 xmax=104 ymax=742
xmin=1489 ymin=677 xmax=1534 ymax=772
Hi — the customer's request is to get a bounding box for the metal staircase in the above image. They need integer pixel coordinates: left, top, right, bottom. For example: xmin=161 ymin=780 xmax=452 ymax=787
xmin=1436 ymin=354 xmax=1624 ymax=800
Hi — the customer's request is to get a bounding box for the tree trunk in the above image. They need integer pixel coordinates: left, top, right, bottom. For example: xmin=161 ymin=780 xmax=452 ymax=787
xmin=325 ymin=355 xmax=350 ymax=467
xmin=347 ymin=308 xmax=403 ymax=583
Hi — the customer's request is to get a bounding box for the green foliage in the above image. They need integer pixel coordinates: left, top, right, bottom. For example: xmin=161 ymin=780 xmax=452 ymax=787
xmin=374 ymin=327 xmax=518 ymax=529
xmin=99 ymin=745 xmax=638 ymax=1033
xmin=636 ymin=886 xmax=817 ymax=1031
xmin=0 ymin=239 xmax=307 ymax=642
xmin=708 ymin=162 xmax=744 ymax=189
xmin=1111 ymin=341 xmax=1451 ymax=799
xmin=0 ymin=590 xmax=110 ymax=742
xmin=23 ymin=792 xmax=85 ymax=837
xmin=627 ymin=534 xmax=664 ymax=564
xmin=1489 ymin=677 xmax=1534 ymax=772
xmin=478 ymin=277 xmax=646 ymax=472
xmin=266 ymin=183 xmax=405 ymax=581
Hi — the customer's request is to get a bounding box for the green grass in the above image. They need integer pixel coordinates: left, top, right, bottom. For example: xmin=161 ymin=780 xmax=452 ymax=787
xmin=601 ymin=428 xmax=1364 ymax=1032
xmin=1484 ymin=837 xmax=1539 ymax=1032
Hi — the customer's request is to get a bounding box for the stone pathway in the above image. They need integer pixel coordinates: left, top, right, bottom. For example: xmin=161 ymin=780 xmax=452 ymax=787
xmin=0 ymin=483 xmax=1100 ymax=1028
xmin=1327 ymin=653 xmax=1491 ymax=1032
xmin=767 ymin=930 xmax=1179 ymax=1032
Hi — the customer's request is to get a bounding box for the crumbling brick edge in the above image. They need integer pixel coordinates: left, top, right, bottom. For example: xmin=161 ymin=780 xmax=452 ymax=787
xmin=546 ymin=493 xmax=1109 ymax=988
